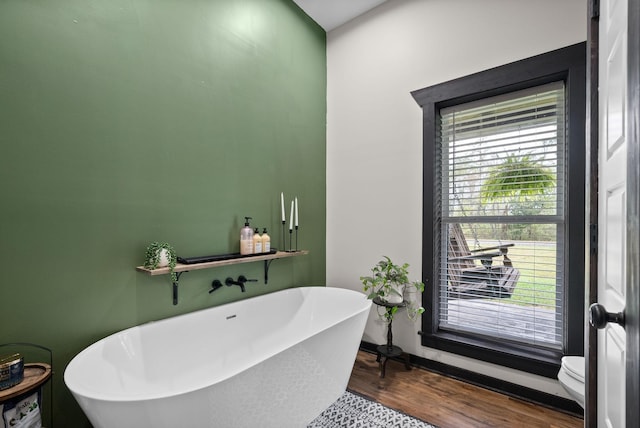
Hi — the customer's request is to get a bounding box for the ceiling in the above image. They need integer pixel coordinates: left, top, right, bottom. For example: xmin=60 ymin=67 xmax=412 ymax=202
xmin=292 ymin=0 xmax=388 ymax=31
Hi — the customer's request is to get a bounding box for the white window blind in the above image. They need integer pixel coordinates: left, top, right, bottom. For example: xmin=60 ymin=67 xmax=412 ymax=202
xmin=437 ymin=82 xmax=565 ymax=349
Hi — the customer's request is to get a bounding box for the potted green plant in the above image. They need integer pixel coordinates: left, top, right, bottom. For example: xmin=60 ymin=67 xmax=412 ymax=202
xmin=360 ymin=256 xmax=425 ymax=322
xmin=144 ymin=242 xmax=177 ymax=282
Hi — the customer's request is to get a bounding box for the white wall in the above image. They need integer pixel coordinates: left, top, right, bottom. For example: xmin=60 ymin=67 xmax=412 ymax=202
xmin=327 ymin=0 xmax=586 ymax=398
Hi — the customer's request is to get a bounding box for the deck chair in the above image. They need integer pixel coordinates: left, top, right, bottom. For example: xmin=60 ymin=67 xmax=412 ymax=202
xmin=447 ymin=223 xmax=520 ymax=299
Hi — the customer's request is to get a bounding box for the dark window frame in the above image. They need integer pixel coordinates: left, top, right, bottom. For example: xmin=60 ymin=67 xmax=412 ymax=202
xmin=411 ymin=42 xmax=586 ymax=378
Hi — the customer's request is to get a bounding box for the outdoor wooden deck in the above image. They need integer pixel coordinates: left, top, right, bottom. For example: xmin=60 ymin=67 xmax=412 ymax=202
xmin=443 ymin=299 xmax=560 ymax=345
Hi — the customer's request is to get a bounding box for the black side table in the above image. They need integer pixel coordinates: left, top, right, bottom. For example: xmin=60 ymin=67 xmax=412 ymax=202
xmin=373 ymin=297 xmax=411 ymax=378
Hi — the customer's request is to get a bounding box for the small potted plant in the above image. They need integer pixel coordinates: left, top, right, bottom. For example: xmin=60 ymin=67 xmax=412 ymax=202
xmin=360 ymin=256 xmax=425 ymax=322
xmin=144 ymin=242 xmax=177 ymax=282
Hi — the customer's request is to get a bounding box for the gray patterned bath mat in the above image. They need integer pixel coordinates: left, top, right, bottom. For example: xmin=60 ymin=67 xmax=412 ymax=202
xmin=308 ymin=390 xmax=437 ymax=428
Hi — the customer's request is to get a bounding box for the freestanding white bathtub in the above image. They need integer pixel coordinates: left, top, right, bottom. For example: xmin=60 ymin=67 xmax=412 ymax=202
xmin=64 ymin=286 xmax=371 ymax=428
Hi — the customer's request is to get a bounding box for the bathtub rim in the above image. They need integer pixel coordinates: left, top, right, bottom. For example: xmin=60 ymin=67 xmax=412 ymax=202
xmin=64 ymin=286 xmax=371 ymax=403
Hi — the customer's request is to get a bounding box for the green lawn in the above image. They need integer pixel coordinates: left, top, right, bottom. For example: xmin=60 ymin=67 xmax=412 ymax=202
xmin=478 ymin=240 xmax=558 ymax=308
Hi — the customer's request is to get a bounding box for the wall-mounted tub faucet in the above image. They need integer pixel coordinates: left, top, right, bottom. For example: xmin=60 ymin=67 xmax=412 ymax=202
xmin=225 ymin=275 xmax=257 ymax=292
xmin=210 ymin=279 xmax=223 ymax=294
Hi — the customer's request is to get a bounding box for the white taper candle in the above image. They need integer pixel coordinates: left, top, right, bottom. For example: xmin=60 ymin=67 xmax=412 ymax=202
xmin=295 ymin=197 xmax=298 ymax=227
xmin=289 ymin=200 xmax=294 ymax=230
xmin=280 ymin=192 xmax=285 ymax=222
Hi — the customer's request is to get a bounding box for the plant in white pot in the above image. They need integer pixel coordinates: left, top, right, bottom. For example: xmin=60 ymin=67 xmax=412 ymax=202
xmin=360 ymin=256 xmax=425 ymax=322
xmin=144 ymin=242 xmax=177 ymax=282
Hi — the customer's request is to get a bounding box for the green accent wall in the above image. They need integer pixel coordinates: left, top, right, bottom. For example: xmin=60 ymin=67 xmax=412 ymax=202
xmin=0 ymin=0 xmax=326 ymax=425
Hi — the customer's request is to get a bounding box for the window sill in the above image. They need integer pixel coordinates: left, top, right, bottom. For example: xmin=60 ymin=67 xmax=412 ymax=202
xmin=421 ymin=330 xmax=563 ymax=378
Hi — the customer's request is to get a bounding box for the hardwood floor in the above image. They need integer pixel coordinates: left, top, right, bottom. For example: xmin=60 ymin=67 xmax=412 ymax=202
xmin=347 ymin=350 xmax=583 ymax=428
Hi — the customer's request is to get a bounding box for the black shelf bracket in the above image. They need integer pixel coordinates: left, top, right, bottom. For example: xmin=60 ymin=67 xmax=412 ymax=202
xmin=264 ymin=259 xmax=276 ymax=284
xmin=172 ymin=271 xmax=187 ymax=305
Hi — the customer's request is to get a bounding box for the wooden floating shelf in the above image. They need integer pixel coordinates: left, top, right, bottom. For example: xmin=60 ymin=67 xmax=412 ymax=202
xmin=136 ymin=250 xmax=309 ymax=276
xmin=136 ymin=250 xmax=309 ymax=305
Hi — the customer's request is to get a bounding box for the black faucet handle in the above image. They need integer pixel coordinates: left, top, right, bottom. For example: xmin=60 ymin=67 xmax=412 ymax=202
xmin=238 ymin=275 xmax=258 ymax=283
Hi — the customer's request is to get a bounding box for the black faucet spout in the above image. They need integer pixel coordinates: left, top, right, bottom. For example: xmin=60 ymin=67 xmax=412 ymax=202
xmin=238 ymin=275 xmax=258 ymax=284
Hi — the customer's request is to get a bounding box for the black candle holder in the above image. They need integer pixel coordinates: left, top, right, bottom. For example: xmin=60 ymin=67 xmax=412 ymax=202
xmin=287 ymin=228 xmax=294 ymax=252
xmin=281 ymin=221 xmax=286 ymax=252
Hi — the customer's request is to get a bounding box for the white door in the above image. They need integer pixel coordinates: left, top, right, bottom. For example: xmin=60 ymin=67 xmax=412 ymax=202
xmin=595 ymin=0 xmax=629 ymax=425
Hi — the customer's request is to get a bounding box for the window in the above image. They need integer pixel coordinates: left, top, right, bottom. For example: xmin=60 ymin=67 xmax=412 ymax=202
xmin=412 ymin=43 xmax=586 ymax=377
xmin=441 ymin=82 xmax=565 ymax=348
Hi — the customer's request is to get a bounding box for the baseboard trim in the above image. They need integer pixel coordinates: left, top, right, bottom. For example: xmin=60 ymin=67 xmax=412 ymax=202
xmin=360 ymin=341 xmax=583 ymax=418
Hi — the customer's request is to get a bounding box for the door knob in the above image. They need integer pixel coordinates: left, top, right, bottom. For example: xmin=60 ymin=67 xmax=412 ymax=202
xmin=589 ymin=303 xmax=625 ymax=329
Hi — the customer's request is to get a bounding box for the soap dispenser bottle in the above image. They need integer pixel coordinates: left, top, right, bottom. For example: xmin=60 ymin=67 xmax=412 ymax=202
xmin=261 ymin=228 xmax=270 ymax=253
xmin=253 ymin=227 xmax=262 ymax=254
xmin=240 ymin=217 xmax=254 ymax=255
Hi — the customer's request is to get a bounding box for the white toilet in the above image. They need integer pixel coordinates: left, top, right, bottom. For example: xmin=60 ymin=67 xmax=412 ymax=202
xmin=557 ymin=356 xmax=585 ymax=409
